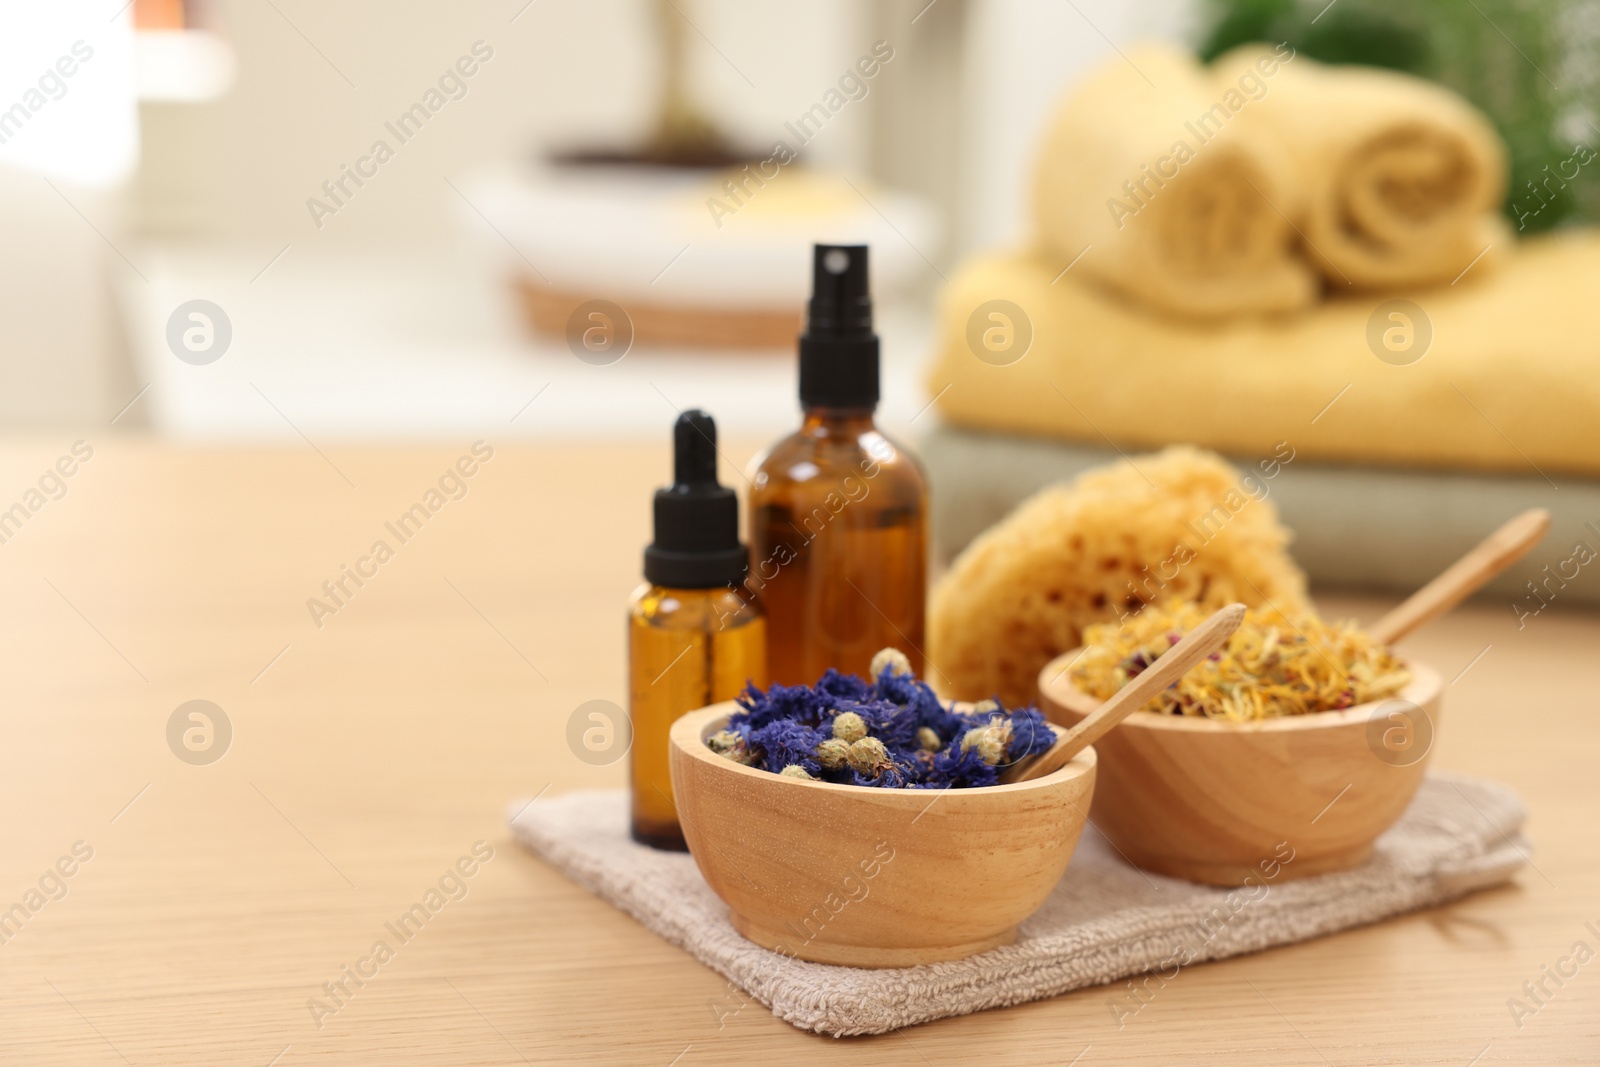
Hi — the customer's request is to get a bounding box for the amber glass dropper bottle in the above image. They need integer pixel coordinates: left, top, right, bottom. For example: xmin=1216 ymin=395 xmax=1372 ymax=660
xmin=629 ymin=410 xmax=766 ymax=850
xmin=748 ymin=244 xmax=928 ymax=685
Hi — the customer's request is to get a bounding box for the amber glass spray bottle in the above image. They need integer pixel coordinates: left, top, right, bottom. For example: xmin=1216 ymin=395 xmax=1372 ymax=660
xmin=748 ymin=245 xmax=928 ymax=685
xmin=629 ymin=410 xmax=766 ymax=850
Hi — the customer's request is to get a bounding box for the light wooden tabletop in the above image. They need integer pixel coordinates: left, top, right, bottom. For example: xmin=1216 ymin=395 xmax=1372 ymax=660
xmin=2 ymin=437 xmax=1596 ymax=1065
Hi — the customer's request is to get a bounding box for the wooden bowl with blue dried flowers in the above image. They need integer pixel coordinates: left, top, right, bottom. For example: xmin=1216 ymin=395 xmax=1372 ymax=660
xmin=668 ymin=650 xmax=1096 ymax=968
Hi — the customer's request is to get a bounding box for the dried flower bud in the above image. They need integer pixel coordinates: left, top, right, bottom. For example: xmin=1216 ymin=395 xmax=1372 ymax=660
xmin=779 ymin=764 xmax=817 ymax=781
xmin=916 ymin=726 xmax=943 ymax=752
xmin=815 ymin=737 xmax=851 ymax=769
xmin=831 ymin=711 xmax=867 ymax=743
xmin=972 ymin=699 xmax=1001 ymax=715
xmin=976 ymin=730 xmax=1007 ymax=765
xmin=847 ymin=736 xmax=891 ymax=775
xmin=993 ymin=717 xmax=1013 ymax=743
xmin=870 ymin=647 xmax=913 ymax=679
xmin=707 ymin=729 xmax=757 ymax=765
xmin=959 ymin=721 xmax=1011 ymax=765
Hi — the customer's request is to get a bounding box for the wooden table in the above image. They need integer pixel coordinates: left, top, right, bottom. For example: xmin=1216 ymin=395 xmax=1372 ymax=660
xmin=2 ymin=438 xmax=1595 ymax=1065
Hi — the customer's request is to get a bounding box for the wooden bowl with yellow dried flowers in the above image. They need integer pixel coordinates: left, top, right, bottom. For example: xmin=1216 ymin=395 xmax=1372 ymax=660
xmin=1039 ymin=510 xmax=1548 ymax=887
xmin=1041 ymin=601 xmax=1436 ymax=885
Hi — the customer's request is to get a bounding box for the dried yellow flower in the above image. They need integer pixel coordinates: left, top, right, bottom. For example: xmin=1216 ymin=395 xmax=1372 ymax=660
xmin=1070 ymin=599 xmax=1411 ymax=721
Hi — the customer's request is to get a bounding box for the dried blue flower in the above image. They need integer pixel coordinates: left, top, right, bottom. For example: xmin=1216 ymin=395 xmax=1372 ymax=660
xmin=816 ymin=668 xmax=873 ymax=705
xmin=927 ymin=740 xmax=1000 ymax=788
xmin=734 ymin=680 xmax=831 ymax=729
xmin=852 ymin=761 xmax=909 ymax=789
xmin=873 ymin=667 xmax=923 ymax=708
xmin=842 ymin=698 xmax=920 ymax=752
xmin=748 ymin=719 xmax=826 ymax=777
xmin=720 ymin=650 xmax=1057 ymax=789
xmin=1002 ymin=708 xmax=1054 ymax=763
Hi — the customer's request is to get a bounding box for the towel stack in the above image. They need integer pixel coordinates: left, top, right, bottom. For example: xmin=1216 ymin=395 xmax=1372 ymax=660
xmin=1032 ymin=43 xmax=1507 ymax=320
xmin=927 ymin=45 xmax=1600 ymax=480
xmin=923 ymin=44 xmax=1600 ymax=595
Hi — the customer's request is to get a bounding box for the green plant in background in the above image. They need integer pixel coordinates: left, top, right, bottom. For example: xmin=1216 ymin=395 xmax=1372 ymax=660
xmin=1198 ymin=0 xmax=1600 ymax=234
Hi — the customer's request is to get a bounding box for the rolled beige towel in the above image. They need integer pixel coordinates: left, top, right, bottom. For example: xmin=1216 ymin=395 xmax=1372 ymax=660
xmin=1032 ymin=43 xmax=1318 ymax=320
xmin=1213 ymin=46 xmax=1509 ymax=290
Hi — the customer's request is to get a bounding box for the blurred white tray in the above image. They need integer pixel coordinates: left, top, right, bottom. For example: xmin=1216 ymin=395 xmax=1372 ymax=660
xmin=452 ymin=164 xmax=941 ymax=308
xmin=118 ymin=245 xmax=936 ymax=444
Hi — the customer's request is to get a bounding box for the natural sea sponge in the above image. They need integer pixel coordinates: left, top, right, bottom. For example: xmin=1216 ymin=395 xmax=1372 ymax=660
xmin=929 ymin=447 xmax=1309 ymax=706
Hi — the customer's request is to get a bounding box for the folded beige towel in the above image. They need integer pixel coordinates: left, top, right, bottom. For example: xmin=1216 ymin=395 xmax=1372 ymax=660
xmin=508 ymin=775 xmax=1526 ymax=1036
xmin=927 ymin=234 xmax=1600 ymax=477
xmin=1214 ymin=46 xmax=1508 ymax=290
xmin=1033 ymin=44 xmax=1317 ymax=320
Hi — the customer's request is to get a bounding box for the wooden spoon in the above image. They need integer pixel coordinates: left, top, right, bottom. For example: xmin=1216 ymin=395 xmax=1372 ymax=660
xmin=1003 ymin=603 xmax=1246 ymax=784
xmin=1367 ymin=508 xmax=1551 ymax=646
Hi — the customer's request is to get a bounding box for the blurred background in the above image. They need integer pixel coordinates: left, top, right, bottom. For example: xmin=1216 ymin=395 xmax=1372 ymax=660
xmin=1 ymin=0 xmax=1190 ymax=437
xmin=5 ymin=0 xmax=1598 ymax=594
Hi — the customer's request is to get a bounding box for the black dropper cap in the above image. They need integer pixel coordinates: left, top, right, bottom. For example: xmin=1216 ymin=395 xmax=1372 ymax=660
xmin=798 ymin=244 xmax=879 ymax=409
xmin=643 ymin=410 xmax=748 ymax=588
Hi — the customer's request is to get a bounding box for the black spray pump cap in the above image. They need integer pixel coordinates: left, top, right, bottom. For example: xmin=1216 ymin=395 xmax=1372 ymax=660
xmin=644 ymin=410 xmax=748 ymax=588
xmin=798 ymin=244 xmax=880 ymax=409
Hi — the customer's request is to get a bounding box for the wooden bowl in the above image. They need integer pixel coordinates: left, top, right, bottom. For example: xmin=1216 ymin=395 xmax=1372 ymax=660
xmin=668 ymin=702 xmax=1097 ymax=967
xmin=1038 ymin=655 xmax=1441 ymax=886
